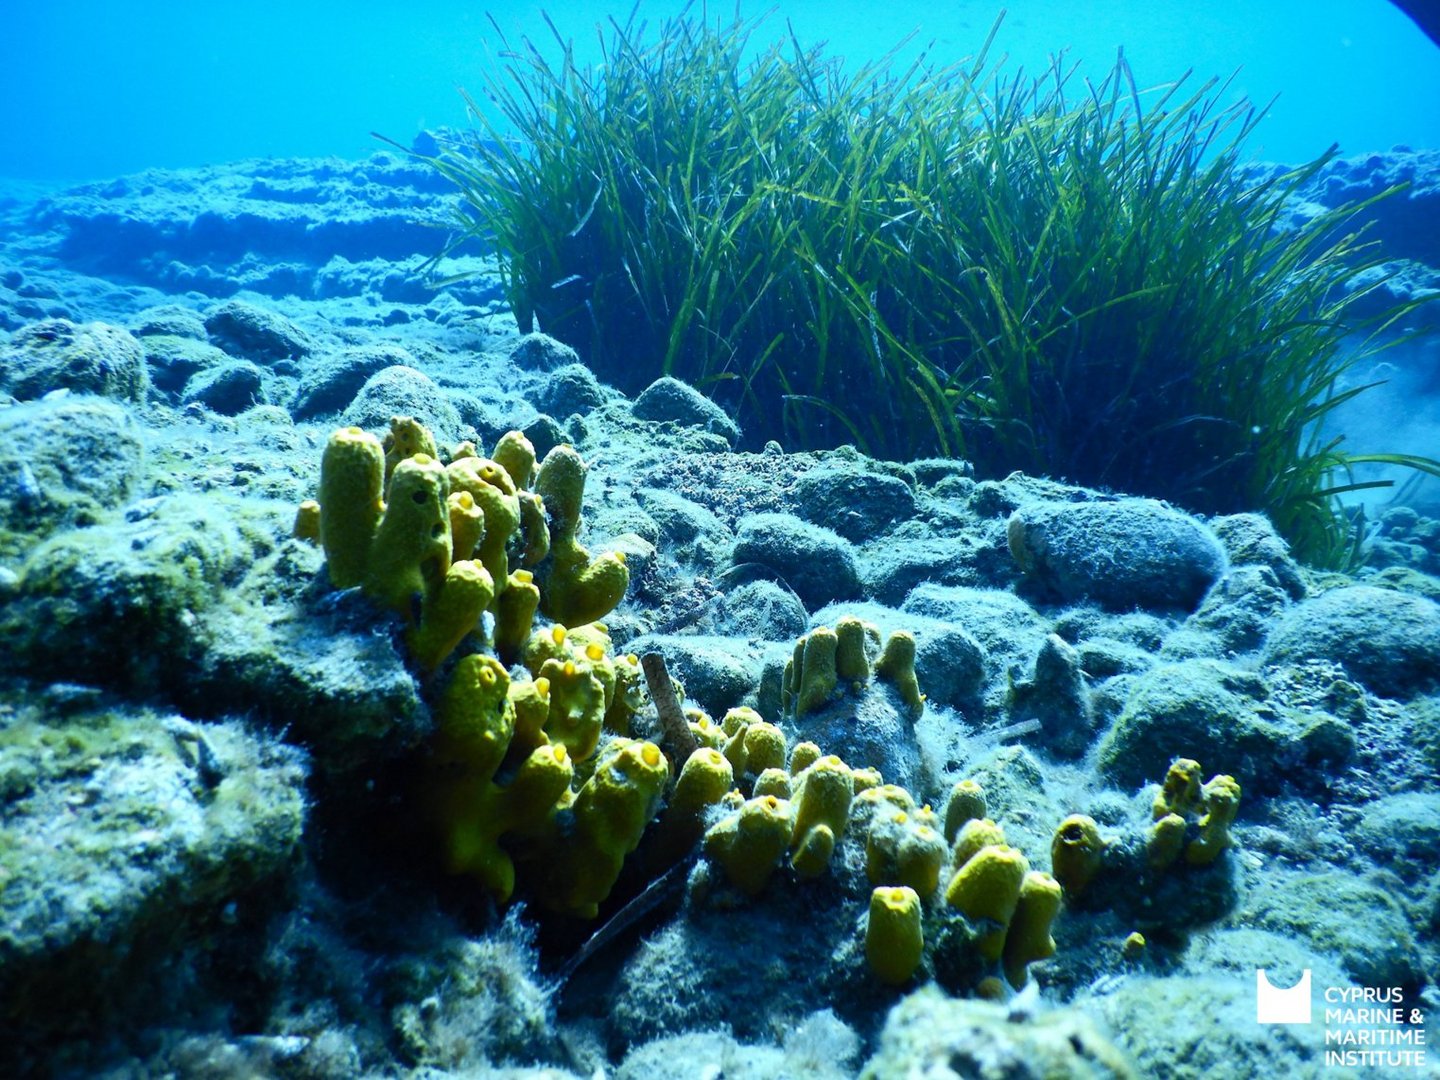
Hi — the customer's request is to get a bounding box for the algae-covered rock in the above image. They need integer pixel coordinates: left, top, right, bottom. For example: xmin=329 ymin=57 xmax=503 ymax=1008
xmin=615 ymin=1012 xmax=860 ymax=1080
xmin=868 ymin=536 xmax=983 ymax=605
xmin=1263 ymin=585 xmax=1440 ymax=699
xmin=1096 ymin=659 xmax=1350 ymax=790
xmin=0 ymin=396 xmax=144 ymax=546
xmin=534 ymin=362 xmax=611 ymax=417
xmin=290 ymin=342 xmax=414 ymax=418
xmin=1008 ymin=498 xmax=1227 ymax=611
xmin=714 ymin=579 xmax=809 ymax=642
xmin=140 ymin=333 xmax=232 ymax=397
xmin=1249 ymin=872 xmax=1422 ymax=987
xmin=731 ymin=512 xmax=861 ymax=610
xmin=196 ymin=541 xmax=429 ymax=772
xmin=1009 ymin=633 xmax=1094 ymax=758
xmin=1184 ymin=564 xmax=1292 ymax=655
xmin=632 ymin=375 xmax=741 ymax=446
xmin=1083 ymin=974 xmax=1324 ymax=1079
xmin=6 ymin=494 xmax=250 ymax=692
xmin=635 ymin=487 xmax=734 ymax=567
xmin=0 ymin=693 xmax=306 ymax=1055
xmin=204 ymin=298 xmax=315 ymax=363
xmin=790 ymin=463 xmax=916 ymax=543
xmin=901 ymin=585 xmax=1049 ymax=705
xmin=1210 ymin=512 xmax=1306 ymax=599
xmin=1 ymin=318 xmax=149 ymax=402
xmin=341 ymin=364 xmax=463 ymax=449
xmin=508 ymin=331 xmax=578 ymax=372
xmin=861 ymin=986 xmax=1136 ymax=1079
xmin=131 ymin=304 xmax=208 ymax=341
xmin=181 ymin=359 xmax=268 ymax=415
xmin=624 ymin=633 xmax=762 ymax=719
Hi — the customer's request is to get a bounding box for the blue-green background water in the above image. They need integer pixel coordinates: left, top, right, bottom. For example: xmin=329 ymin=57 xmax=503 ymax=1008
xmin=3 ymin=0 xmax=1437 ymax=184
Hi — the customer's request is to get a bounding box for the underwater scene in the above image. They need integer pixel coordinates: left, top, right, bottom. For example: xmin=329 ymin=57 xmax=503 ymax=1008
xmin=3 ymin=1 xmax=1440 ymax=1076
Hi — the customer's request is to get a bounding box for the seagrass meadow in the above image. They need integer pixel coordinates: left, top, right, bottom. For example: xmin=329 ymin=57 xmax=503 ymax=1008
xmin=413 ymin=10 xmax=1440 ymax=567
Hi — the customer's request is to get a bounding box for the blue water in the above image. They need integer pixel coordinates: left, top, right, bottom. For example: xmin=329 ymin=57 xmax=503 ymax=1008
xmin=2 ymin=0 xmax=1437 ymax=184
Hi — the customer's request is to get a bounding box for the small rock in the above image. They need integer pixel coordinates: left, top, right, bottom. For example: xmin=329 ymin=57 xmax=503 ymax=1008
xmin=182 ymin=360 xmax=268 ymax=415
xmin=632 ymin=376 xmax=741 ymax=446
xmin=731 ymin=513 xmax=861 ymax=610
xmin=204 ymin=299 xmax=314 ymax=363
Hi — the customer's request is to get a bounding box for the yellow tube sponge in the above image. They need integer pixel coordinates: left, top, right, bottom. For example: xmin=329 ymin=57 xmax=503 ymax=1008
xmin=1185 ymin=774 xmax=1241 ymax=865
xmin=1050 ymin=815 xmax=1105 ymax=895
xmin=866 ymin=886 xmax=924 ymax=986
xmin=789 ymin=756 xmax=854 ymax=878
xmin=789 ymin=741 xmax=822 ymax=776
xmin=517 ymin=491 xmax=551 ymax=567
xmin=875 ymin=630 xmax=923 ymax=716
xmin=430 ymin=655 xmax=522 ymax=899
xmin=446 ymin=457 xmax=520 ymax=598
xmin=944 ymin=843 xmax=1030 ymax=961
xmin=604 ymin=652 xmax=644 ymax=736
xmin=495 ymin=569 xmax=542 ymax=667
xmin=704 ymin=794 xmax=793 ymax=896
xmin=448 ymin=490 xmax=484 ymax=563
xmin=293 ymin=499 xmax=320 ymax=543
xmin=867 ymin=807 xmax=947 ymax=898
xmin=1153 ymin=758 xmax=1203 ymax=819
xmin=951 ymin=817 xmax=1007 ymax=870
xmin=492 ymin=429 xmax=537 ymax=491
xmin=794 ymin=627 xmax=839 ymax=715
xmin=383 ymin=415 xmax=439 ymax=485
xmin=433 ymin=654 xmax=514 ymax=775
xmin=1002 ymin=871 xmax=1063 ymax=988
xmin=1146 ymin=813 xmax=1187 ymax=870
xmin=524 ymin=623 xmax=571 ymax=672
xmin=655 ymin=746 xmax=735 ymax=864
xmin=835 ymin=615 xmax=871 ymax=685
xmin=318 ymin=426 xmax=385 ymax=589
xmin=538 ymin=655 xmax=606 ymax=762
xmin=943 ymin=779 xmax=987 ymax=845
xmin=552 ymin=739 xmax=669 ymax=918
xmin=536 ymin=444 xmax=629 ymax=626
xmin=406 ymin=558 xmax=495 ymax=671
xmin=754 ymin=768 xmax=791 ymax=800
xmin=508 ymin=676 xmax=552 ymax=757
xmin=365 ymin=453 xmax=451 ymax=616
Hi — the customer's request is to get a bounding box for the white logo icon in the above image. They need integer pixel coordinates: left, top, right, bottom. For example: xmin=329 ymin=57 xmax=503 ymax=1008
xmin=1256 ymin=969 xmax=1313 ymax=1024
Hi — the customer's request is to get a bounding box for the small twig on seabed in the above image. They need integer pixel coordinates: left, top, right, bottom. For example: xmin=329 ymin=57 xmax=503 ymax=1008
xmin=641 ymin=652 xmax=698 ymax=766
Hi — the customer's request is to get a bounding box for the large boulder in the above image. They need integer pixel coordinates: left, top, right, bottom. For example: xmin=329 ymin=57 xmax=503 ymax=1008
xmin=1008 ymin=498 xmax=1226 ymax=611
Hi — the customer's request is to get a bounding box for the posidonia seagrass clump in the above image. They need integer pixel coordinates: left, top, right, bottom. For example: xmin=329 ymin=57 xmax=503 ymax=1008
xmin=408 ymin=11 xmax=1438 ymax=565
